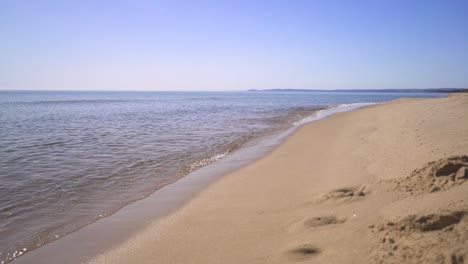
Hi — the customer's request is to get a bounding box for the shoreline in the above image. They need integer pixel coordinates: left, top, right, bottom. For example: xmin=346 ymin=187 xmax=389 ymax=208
xmin=11 ymin=102 xmax=376 ymax=264
xmin=12 ymin=94 xmax=467 ymax=264
xmin=87 ymin=94 xmax=467 ymax=263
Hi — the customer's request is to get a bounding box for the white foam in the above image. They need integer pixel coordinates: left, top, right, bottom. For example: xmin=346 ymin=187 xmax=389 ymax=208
xmin=293 ymin=103 xmax=376 ymax=126
xmin=189 ymin=152 xmax=229 ymax=172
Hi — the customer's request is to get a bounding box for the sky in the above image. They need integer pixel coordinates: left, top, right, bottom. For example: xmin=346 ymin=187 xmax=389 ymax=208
xmin=0 ymin=0 xmax=467 ymax=91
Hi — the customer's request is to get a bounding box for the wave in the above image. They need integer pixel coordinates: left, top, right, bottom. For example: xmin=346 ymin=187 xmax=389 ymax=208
xmin=293 ymin=103 xmax=376 ymax=126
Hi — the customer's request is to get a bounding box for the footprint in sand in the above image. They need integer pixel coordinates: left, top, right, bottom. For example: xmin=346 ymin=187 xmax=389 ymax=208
xmin=315 ymin=185 xmax=369 ymax=203
xmin=286 ymin=244 xmax=321 ymax=261
xmin=287 ymin=215 xmax=347 ymax=234
xmin=304 ymin=215 xmax=347 ymax=228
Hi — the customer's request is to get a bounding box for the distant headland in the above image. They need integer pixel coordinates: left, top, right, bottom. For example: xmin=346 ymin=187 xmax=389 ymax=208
xmin=248 ymin=88 xmax=467 ymax=93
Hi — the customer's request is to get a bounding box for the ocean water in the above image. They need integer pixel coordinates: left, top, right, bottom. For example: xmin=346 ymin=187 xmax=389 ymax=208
xmin=0 ymin=90 xmax=444 ymax=262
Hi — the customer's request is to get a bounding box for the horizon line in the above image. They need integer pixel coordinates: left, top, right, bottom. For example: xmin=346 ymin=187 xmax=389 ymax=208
xmin=0 ymin=87 xmax=466 ymax=93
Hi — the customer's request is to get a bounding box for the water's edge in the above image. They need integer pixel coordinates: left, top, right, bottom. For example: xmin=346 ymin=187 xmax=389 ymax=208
xmin=12 ymin=102 xmax=375 ymax=264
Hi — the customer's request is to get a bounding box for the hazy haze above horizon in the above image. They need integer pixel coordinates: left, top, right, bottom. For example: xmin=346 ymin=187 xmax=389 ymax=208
xmin=0 ymin=0 xmax=467 ymax=91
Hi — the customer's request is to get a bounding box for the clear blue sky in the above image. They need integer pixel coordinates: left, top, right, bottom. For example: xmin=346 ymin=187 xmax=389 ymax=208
xmin=0 ymin=0 xmax=467 ymax=91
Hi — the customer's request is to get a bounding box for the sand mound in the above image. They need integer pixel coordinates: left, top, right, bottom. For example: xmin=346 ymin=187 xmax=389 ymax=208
xmin=370 ymin=210 xmax=468 ymax=263
xmin=304 ymin=216 xmax=346 ymax=228
xmin=394 ymin=156 xmax=468 ymax=194
xmin=315 ymin=185 xmax=369 ymax=203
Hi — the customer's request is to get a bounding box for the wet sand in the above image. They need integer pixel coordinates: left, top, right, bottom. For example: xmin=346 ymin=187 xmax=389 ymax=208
xmin=88 ymin=94 xmax=468 ymax=263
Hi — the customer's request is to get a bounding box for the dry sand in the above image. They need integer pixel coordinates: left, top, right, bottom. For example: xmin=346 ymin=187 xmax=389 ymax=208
xmin=91 ymin=94 xmax=468 ymax=264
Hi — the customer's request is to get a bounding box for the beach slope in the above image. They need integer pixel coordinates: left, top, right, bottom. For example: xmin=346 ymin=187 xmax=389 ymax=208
xmin=93 ymin=94 xmax=468 ymax=263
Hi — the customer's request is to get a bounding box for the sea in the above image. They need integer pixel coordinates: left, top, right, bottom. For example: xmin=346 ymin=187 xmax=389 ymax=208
xmin=0 ymin=90 xmax=445 ymax=262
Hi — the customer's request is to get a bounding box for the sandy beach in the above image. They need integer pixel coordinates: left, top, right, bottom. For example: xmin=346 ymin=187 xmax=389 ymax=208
xmin=88 ymin=94 xmax=468 ymax=264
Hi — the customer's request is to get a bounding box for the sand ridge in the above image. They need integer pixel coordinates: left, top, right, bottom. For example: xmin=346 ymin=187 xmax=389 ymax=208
xmin=393 ymin=155 xmax=468 ymax=194
xmin=370 ymin=210 xmax=467 ymax=263
xmin=369 ymin=155 xmax=468 ymax=263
